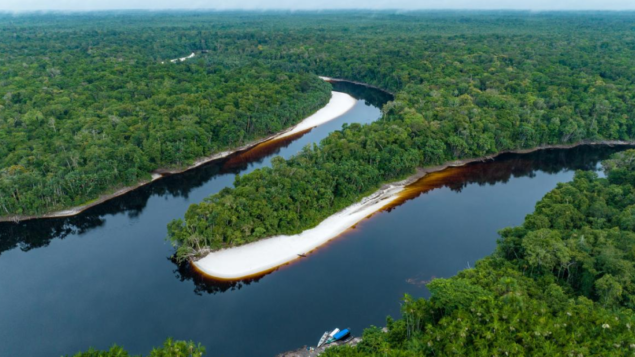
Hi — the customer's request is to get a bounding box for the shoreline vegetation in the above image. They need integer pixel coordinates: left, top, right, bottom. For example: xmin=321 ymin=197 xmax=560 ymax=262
xmin=0 ymin=90 xmax=355 ymax=223
xmin=7 ymin=12 xmax=635 ymax=357
xmin=317 ymin=149 xmax=635 ymax=356
xmin=168 ymin=13 xmax=635 ymax=272
xmin=0 ymin=42 xmax=333 ymax=219
xmin=320 ymin=76 xmax=396 ymax=96
xmin=192 ymin=140 xmax=635 ymax=281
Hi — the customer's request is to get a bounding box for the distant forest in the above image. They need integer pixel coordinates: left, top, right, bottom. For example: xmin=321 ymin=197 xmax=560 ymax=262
xmin=5 ymin=11 xmax=635 ymax=356
xmin=165 ymin=12 xmax=635 ymax=257
xmin=0 ymin=15 xmax=331 ymax=215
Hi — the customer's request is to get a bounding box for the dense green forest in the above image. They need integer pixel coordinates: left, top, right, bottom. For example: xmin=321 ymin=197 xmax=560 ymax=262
xmin=0 ymin=17 xmax=331 ymax=215
xmin=165 ymin=12 xmax=635 ymax=260
xmin=7 ymin=11 xmax=635 ymax=356
xmin=69 ymin=338 xmax=205 ymax=357
xmin=317 ymin=150 xmax=635 ymax=356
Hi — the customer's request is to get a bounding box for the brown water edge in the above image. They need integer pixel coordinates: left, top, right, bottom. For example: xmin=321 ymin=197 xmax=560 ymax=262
xmin=222 ymin=129 xmax=312 ymax=171
xmin=0 ymin=122 xmax=318 ymax=223
xmin=379 ymin=140 xmax=635 ymax=196
xmin=185 ymin=140 xmax=635 ymax=285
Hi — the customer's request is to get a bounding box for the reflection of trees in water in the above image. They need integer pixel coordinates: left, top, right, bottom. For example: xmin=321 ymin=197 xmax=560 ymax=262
xmin=446 ymin=146 xmax=630 ymax=193
xmin=385 ymin=145 xmax=634 ymax=214
xmin=0 ymin=144 xmax=631 ymax=262
xmin=330 ymin=81 xmax=394 ymax=109
xmin=0 ymin=81 xmax=393 ymax=257
xmin=0 ymin=132 xmax=318 ymax=256
xmin=171 ymin=257 xmax=266 ymax=296
xmin=179 ymin=145 xmax=635 ymax=295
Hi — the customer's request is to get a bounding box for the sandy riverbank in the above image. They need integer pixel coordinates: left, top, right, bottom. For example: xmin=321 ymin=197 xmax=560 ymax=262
xmin=0 ymin=91 xmax=356 ymax=223
xmin=193 ymin=139 xmax=635 ymax=281
xmin=194 ymin=185 xmax=404 ymax=280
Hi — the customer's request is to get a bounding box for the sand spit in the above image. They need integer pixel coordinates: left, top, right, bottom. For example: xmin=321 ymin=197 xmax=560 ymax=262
xmin=194 ymin=185 xmax=405 ymax=280
xmin=1 ymin=91 xmax=355 ymax=222
xmin=171 ymin=52 xmax=196 ymax=63
xmin=193 ymin=139 xmax=635 ymax=281
xmin=161 ymin=52 xmax=196 ymax=64
xmin=276 ymin=92 xmax=356 ymax=139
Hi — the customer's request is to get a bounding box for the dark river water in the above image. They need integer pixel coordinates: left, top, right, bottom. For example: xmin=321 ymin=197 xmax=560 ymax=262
xmin=0 ymin=82 xmax=630 ymax=357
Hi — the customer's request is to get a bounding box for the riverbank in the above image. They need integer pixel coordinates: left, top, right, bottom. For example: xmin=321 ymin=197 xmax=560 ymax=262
xmin=276 ymin=337 xmax=362 ymax=357
xmin=194 ymin=185 xmax=404 ymax=280
xmin=0 ymin=91 xmax=356 ymax=223
xmin=319 ymin=76 xmax=395 ymax=95
xmin=192 ymin=139 xmax=635 ymax=281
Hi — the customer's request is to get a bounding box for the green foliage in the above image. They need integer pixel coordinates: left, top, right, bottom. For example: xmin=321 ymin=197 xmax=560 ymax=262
xmin=0 ymin=22 xmax=331 ymax=215
xmin=322 ymin=150 xmax=635 ymax=356
xmin=163 ymin=11 xmax=635 ymax=260
xmin=69 ymin=338 xmax=205 ymax=357
xmin=13 ymin=12 xmax=635 ymax=356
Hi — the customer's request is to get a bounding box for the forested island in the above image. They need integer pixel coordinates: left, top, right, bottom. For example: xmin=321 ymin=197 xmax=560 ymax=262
xmin=5 ymin=10 xmax=635 ymax=357
xmin=167 ymin=12 xmax=635 ymax=260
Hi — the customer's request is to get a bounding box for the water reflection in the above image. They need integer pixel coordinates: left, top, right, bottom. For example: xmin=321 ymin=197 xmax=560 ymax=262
xmin=330 ymin=81 xmax=393 ymax=108
xmin=0 ymin=82 xmax=392 ymax=258
xmin=392 ymin=145 xmax=629 ymax=205
xmin=0 ymin=81 xmax=631 ymax=357
xmin=176 ymin=144 xmax=633 ymax=294
xmin=171 ymin=258 xmax=266 ymax=296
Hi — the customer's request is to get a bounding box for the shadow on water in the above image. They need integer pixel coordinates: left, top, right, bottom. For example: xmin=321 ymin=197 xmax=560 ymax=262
xmin=0 ymin=132 xmax=310 ymax=256
xmin=174 ymin=144 xmax=634 ymax=294
xmin=0 ymin=81 xmax=393 ymax=258
xmin=330 ymin=81 xmax=393 ymax=108
xmin=171 ymin=258 xmax=267 ymax=296
xmin=1 ymin=80 xmax=635 ymax=357
xmin=386 ymin=145 xmax=633 ymax=210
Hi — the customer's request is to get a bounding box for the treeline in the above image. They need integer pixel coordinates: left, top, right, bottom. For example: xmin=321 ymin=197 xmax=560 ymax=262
xmin=82 ymin=150 xmax=635 ymax=356
xmin=69 ymin=338 xmax=205 ymax=357
xmin=319 ymin=149 xmax=635 ymax=356
xmin=168 ymin=12 xmax=635 ymax=260
xmin=0 ymin=27 xmax=331 ymax=215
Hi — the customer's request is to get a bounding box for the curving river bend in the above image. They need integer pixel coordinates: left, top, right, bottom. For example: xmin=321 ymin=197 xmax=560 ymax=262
xmin=0 ymin=82 xmax=631 ymax=357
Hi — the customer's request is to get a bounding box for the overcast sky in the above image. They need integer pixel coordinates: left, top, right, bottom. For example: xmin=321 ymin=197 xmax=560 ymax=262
xmin=2 ymin=0 xmax=635 ymax=11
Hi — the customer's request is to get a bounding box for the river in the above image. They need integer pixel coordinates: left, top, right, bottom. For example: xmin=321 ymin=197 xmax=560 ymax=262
xmin=0 ymin=81 xmax=630 ymax=357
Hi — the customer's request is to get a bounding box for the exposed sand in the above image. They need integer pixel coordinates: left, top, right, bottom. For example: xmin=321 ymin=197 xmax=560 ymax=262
xmin=193 ymin=139 xmax=635 ymax=280
xmin=175 ymin=91 xmax=355 ymax=170
xmin=170 ymin=52 xmax=196 ymax=63
xmin=162 ymin=52 xmax=196 ymax=64
xmin=275 ymin=92 xmax=356 ymax=139
xmin=194 ymin=185 xmax=404 ymax=280
xmin=1 ymin=90 xmax=355 ymax=222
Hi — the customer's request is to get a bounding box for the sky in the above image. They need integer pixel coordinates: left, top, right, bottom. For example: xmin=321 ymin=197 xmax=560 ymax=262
xmin=1 ymin=0 xmax=635 ymax=11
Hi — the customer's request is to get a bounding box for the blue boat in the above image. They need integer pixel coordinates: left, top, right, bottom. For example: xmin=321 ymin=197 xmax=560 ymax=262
xmin=332 ymin=328 xmax=351 ymax=341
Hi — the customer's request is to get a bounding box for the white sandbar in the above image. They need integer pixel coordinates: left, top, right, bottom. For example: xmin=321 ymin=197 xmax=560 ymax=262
xmin=5 ymin=89 xmax=353 ymax=223
xmin=194 ymin=185 xmax=404 ymax=280
xmin=276 ymin=91 xmax=356 ymax=139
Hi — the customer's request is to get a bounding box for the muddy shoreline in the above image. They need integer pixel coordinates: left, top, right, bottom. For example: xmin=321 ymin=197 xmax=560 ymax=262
xmin=189 ymin=139 xmax=635 ymax=282
xmin=0 ymin=91 xmax=354 ymax=223
xmin=385 ymin=140 xmax=635 ymax=191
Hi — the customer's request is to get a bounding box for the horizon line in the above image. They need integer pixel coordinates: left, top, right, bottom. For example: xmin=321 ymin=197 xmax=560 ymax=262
xmin=2 ymin=8 xmax=635 ymax=13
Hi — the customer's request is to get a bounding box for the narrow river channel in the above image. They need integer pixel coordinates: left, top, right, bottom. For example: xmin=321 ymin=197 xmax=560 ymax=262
xmin=0 ymin=82 xmax=630 ymax=357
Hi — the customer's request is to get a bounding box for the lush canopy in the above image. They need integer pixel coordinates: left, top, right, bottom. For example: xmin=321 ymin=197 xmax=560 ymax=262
xmin=320 ymin=150 xmax=635 ymax=356
xmin=0 ymin=15 xmax=330 ymax=216
xmin=165 ymin=11 xmax=635 ymax=260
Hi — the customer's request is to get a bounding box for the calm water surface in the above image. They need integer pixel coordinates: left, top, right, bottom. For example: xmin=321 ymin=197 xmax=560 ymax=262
xmin=0 ymin=82 xmax=629 ymax=357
